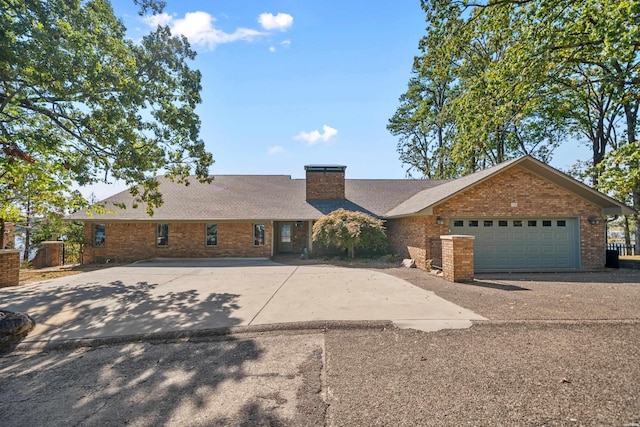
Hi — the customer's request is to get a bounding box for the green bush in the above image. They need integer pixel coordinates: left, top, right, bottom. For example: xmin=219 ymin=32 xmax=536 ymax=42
xmin=312 ymin=209 xmax=387 ymax=259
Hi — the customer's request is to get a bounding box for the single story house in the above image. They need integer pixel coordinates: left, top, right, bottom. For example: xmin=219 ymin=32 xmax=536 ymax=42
xmin=68 ymin=155 xmax=634 ymax=272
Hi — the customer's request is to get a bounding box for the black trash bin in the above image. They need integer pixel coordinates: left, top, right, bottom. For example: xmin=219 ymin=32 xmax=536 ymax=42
xmin=605 ymin=249 xmax=619 ymax=268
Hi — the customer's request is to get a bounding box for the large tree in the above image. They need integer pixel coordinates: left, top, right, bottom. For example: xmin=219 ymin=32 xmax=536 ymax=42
xmin=388 ymin=0 xmax=462 ymax=178
xmin=393 ymin=0 xmax=639 ymax=241
xmin=0 ymin=0 xmax=213 ymax=235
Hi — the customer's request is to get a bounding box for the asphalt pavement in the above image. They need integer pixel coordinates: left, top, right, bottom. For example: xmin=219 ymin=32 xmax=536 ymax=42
xmin=1 ymin=263 xmax=639 ymax=426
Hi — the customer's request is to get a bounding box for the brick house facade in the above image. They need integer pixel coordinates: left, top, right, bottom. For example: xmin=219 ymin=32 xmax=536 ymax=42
xmin=70 ymin=156 xmax=633 ymax=271
xmin=386 ymin=165 xmax=606 ymax=270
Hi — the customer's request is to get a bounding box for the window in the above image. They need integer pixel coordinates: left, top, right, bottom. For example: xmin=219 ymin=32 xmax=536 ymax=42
xmin=513 ymin=220 xmax=523 ymax=227
xmin=453 ymin=220 xmax=464 ymax=227
xmin=157 ymin=224 xmax=169 ymax=247
xmin=498 ymin=220 xmax=508 ymax=227
xmin=557 ymin=220 xmax=566 ymax=227
xmin=254 ymin=224 xmax=265 ymax=246
xmin=94 ymin=224 xmax=105 ymax=247
xmin=281 ymin=224 xmax=291 ymax=243
xmin=543 ymin=220 xmax=552 ymax=227
xmin=484 ymin=220 xmax=493 ymax=227
xmin=528 ymin=220 xmax=537 ymax=227
xmin=206 ymin=224 xmax=218 ymax=246
xmin=469 ymin=220 xmax=479 ymax=227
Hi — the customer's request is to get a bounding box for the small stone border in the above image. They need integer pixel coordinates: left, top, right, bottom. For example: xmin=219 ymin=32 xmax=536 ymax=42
xmin=11 ymin=320 xmax=397 ymax=353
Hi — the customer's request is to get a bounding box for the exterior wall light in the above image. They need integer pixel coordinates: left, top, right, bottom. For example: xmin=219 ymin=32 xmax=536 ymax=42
xmin=588 ymin=216 xmax=602 ymax=225
xmin=436 ymin=216 xmax=445 ymax=225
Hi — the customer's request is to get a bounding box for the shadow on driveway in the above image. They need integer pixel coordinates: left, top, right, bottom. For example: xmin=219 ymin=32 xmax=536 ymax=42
xmin=0 ymin=278 xmax=242 ymax=343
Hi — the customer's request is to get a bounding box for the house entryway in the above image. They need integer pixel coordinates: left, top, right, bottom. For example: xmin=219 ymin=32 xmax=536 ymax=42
xmin=274 ymin=221 xmax=310 ymax=255
xmin=278 ymin=222 xmax=293 ymax=253
xmin=451 ymin=217 xmax=580 ymax=271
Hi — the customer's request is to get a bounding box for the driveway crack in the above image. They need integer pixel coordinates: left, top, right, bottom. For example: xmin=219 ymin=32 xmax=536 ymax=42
xmin=248 ymin=266 xmax=298 ymax=325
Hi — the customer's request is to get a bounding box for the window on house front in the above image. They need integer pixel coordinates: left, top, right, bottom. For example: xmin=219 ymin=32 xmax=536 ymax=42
xmin=157 ymin=224 xmax=169 ymax=247
xmin=513 ymin=220 xmax=523 ymax=227
xmin=453 ymin=220 xmax=464 ymax=227
xmin=543 ymin=220 xmax=552 ymax=227
xmin=557 ymin=220 xmax=566 ymax=227
xmin=484 ymin=220 xmax=493 ymax=227
xmin=469 ymin=220 xmax=479 ymax=227
xmin=94 ymin=224 xmax=105 ymax=247
xmin=498 ymin=220 xmax=508 ymax=227
xmin=206 ymin=224 xmax=218 ymax=246
xmin=254 ymin=224 xmax=265 ymax=246
xmin=528 ymin=220 xmax=537 ymax=227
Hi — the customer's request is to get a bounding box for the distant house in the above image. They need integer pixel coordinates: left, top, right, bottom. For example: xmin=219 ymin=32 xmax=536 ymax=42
xmin=68 ymin=156 xmax=634 ymax=272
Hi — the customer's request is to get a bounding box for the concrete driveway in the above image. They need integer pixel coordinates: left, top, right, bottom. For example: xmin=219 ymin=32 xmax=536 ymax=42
xmin=0 ymin=259 xmax=485 ymax=345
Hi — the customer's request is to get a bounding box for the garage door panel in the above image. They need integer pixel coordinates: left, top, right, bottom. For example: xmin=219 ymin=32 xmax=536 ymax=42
xmin=451 ymin=218 xmax=579 ymax=271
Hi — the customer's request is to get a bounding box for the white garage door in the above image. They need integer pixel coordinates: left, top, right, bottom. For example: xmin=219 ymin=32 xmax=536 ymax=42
xmin=450 ymin=218 xmax=580 ymax=271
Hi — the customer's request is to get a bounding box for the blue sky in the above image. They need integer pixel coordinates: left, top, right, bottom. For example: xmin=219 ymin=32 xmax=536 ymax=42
xmin=85 ymin=0 xmax=589 ymax=199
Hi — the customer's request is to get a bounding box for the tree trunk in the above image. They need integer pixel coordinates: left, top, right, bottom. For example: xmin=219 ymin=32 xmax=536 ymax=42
xmin=23 ymin=197 xmax=31 ymax=262
xmin=0 ymin=219 xmax=4 ymax=249
xmin=633 ymin=189 xmax=640 ymax=256
xmin=348 ymin=243 xmax=355 ymax=259
xmin=623 ymin=215 xmax=632 ymax=253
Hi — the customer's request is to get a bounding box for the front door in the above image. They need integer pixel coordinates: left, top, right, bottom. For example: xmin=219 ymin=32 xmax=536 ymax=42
xmin=279 ymin=223 xmax=293 ymax=253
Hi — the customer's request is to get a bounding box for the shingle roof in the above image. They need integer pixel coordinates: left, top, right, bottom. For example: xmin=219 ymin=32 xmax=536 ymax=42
xmin=68 ymin=175 xmax=449 ymax=221
xmin=68 ymin=155 xmax=634 ymax=222
xmin=385 ymin=158 xmax=522 ymax=217
xmin=384 ymin=155 xmax=635 ymax=217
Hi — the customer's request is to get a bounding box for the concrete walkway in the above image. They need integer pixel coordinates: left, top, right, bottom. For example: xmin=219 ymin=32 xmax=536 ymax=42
xmin=0 ymin=259 xmax=485 ymax=345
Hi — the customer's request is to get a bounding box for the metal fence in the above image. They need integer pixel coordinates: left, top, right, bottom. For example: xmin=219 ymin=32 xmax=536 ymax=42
xmin=607 ymin=243 xmax=636 ymax=256
xmin=62 ymin=242 xmax=83 ymax=265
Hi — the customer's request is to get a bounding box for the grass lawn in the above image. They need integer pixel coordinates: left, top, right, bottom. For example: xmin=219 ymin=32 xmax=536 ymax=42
xmin=19 ymin=263 xmax=118 ymax=285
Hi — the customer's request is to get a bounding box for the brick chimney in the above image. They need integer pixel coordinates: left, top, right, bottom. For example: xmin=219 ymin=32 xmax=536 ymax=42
xmin=305 ymin=165 xmax=346 ymax=200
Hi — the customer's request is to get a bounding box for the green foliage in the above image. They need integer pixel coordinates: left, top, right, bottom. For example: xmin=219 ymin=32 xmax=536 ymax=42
xmin=393 ymin=0 xmax=638 ymax=180
xmin=597 ymin=144 xmax=640 ymax=203
xmin=384 ymin=254 xmax=400 ymax=264
xmin=394 ymin=0 xmax=639 ymax=243
xmin=312 ymin=209 xmax=387 ymax=259
xmin=387 ymin=0 xmax=462 ymax=178
xmin=0 ymin=0 xmax=213 ymax=220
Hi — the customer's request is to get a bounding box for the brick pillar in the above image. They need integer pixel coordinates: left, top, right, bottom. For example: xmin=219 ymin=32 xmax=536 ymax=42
xmin=32 ymin=241 xmax=64 ymax=268
xmin=440 ymin=235 xmax=475 ymax=283
xmin=0 ymin=250 xmax=20 ymax=287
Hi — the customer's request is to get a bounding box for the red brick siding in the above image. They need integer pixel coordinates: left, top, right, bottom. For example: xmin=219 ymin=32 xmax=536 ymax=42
xmin=31 ymin=242 xmax=63 ymax=268
xmin=389 ymin=165 xmax=605 ymax=270
xmin=306 ymin=171 xmax=345 ymax=200
xmin=83 ymin=221 xmax=273 ymax=264
xmin=0 ymin=250 xmax=20 ymax=287
xmin=387 ymin=217 xmax=448 ymax=269
xmin=387 ymin=217 xmax=426 ymax=269
xmin=434 ymin=165 xmax=605 ymax=270
xmin=441 ymin=236 xmax=475 ymax=282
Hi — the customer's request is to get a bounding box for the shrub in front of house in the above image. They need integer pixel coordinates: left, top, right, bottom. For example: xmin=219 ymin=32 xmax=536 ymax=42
xmin=312 ymin=209 xmax=387 ymax=259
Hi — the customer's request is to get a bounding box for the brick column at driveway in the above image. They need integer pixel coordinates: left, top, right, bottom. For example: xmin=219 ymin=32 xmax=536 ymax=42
xmin=0 ymin=249 xmax=20 ymax=287
xmin=440 ymin=235 xmax=475 ymax=283
xmin=32 ymin=241 xmax=64 ymax=269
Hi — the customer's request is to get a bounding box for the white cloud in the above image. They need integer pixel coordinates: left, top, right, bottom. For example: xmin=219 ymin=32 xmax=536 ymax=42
xmin=268 ymin=145 xmax=284 ymax=155
xmin=294 ymin=125 xmax=339 ymax=145
xmin=258 ymin=13 xmax=293 ymax=31
xmin=269 ymin=46 xmax=276 ymax=53
xmin=144 ymin=11 xmax=264 ymax=49
xmin=143 ymin=12 xmax=173 ymax=27
xmin=280 ymin=39 xmax=291 ymax=47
